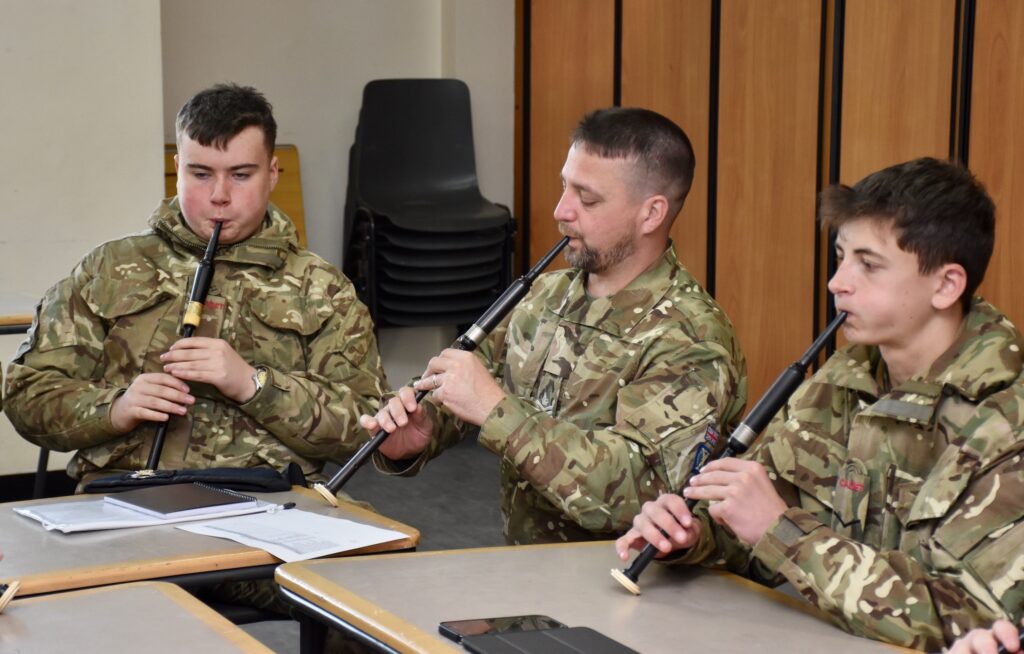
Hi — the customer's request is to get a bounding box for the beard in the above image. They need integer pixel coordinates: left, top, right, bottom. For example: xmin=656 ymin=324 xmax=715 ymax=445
xmin=560 ymin=227 xmax=636 ymax=274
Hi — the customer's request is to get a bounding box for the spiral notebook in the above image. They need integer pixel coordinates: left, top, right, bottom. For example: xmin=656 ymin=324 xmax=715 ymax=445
xmin=104 ymin=482 xmax=259 ymax=519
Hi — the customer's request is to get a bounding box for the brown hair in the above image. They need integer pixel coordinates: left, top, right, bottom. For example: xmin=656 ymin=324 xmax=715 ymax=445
xmin=571 ymin=107 xmax=695 ymax=220
xmin=175 ymin=83 xmax=277 ymax=157
xmin=819 ymin=157 xmax=995 ymax=312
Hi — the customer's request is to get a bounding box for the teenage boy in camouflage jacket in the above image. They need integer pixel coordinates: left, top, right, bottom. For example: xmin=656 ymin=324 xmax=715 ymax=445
xmin=617 ymin=157 xmax=1024 ymax=651
xmin=362 ymin=108 xmax=748 ymax=545
xmin=5 ymin=84 xmax=385 ymax=488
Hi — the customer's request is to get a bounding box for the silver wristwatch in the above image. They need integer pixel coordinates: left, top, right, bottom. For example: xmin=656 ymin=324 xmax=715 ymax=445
xmin=247 ymin=366 xmax=268 ymax=402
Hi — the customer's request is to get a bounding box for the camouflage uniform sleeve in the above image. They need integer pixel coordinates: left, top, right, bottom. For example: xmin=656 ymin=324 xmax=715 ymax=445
xmin=237 ymin=273 xmax=388 ymax=464
xmin=752 ymin=438 xmax=1021 ymax=647
xmin=372 ymin=312 xmax=511 ymax=476
xmin=477 ymin=336 xmax=743 ymax=535
xmin=669 ymin=407 xmax=805 ymax=577
xmin=682 ymin=386 xmax=1024 ymax=651
xmin=4 ymin=255 xmax=125 ymax=451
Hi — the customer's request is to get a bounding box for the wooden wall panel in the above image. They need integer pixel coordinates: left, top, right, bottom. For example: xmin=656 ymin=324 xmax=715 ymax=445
xmin=839 ymin=0 xmax=956 ymax=183
xmin=972 ymin=0 xmax=1024 ymax=326
xmin=715 ymin=0 xmax=821 ymax=399
xmin=519 ymin=0 xmax=1018 ymax=402
xmin=620 ymin=0 xmax=712 ymax=287
xmin=528 ymin=0 xmax=615 ymax=264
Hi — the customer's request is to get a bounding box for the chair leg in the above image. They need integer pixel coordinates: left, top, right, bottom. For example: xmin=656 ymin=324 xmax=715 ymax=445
xmin=33 ymin=447 xmax=50 ymax=498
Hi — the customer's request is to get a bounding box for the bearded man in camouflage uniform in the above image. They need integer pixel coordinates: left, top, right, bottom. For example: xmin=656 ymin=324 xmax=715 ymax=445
xmin=617 ymin=157 xmax=1024 ymax=651
xmin=362 ymin=107 xmax=747 ymax=545
xmin=4 ymin=84 xmax=385 ymax=490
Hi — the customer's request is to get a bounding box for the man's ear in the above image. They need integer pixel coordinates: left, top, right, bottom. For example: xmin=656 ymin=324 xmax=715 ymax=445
xmin=931 ymin=263 xmax=968 ymax=311
xmin=638 ymin=194 xmax=670 ymax=235
xmin=269 ymin=155 xmax=280 ymax=191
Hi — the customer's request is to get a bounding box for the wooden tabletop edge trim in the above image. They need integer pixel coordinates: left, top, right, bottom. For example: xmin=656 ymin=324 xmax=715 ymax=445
xmin=278 ymin=566 xmax=457 ymax=653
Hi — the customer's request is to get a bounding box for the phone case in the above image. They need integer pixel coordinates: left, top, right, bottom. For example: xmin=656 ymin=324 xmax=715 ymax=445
xmin=461 ymin=627 xmax=640 ymax=654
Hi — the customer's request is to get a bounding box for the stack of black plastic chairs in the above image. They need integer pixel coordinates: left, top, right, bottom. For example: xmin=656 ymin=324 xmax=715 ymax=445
xmin=343 ymin=79 xmax=515 ymax=328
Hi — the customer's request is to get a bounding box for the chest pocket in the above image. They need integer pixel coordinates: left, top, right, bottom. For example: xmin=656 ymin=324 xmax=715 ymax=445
xmin=929 ymin=450 xmax=1021 ymax=554
xmin=249 ymin=294 xmax=332 ymax=370
xmin=621 ymin=380 xmax=717 ymax=490
xmin=771 ymin=429 xmax=850 ymax=527
xmin=534 ymin=322 xmax=643 ymax=421
xmin=529 ymin=319 xmax=582 ymax=416
xmin=881 ymin=468 xmax=927 ymax=550
xmin=82 ymin=277 xmax=176 ymax=375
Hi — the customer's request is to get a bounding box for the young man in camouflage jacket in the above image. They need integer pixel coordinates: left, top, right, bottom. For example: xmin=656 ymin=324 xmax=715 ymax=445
xmin=617 ymin=157 xmax=1023 ymax=651
xmin=4 ymin=84 xmax=385 ymax=488
xmin=362 ymin=108 xmax=748 ymax=544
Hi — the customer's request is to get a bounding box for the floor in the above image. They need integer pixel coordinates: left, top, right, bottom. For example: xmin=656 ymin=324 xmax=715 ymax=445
xmin=241 ymin=432 xmax=504 ymax=653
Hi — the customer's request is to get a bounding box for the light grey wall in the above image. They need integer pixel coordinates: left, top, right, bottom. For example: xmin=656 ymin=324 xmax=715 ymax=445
xmin=0 ymin=0 xmax=165 ymax=475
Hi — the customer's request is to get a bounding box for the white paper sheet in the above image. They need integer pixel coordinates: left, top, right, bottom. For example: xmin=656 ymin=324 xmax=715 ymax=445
xmin=14 ymin=499 xmax=275 ymax=533
xmin=177 ymin=509 xmax=407 ymax=562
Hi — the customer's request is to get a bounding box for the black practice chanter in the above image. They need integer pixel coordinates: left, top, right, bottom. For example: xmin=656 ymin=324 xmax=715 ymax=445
xmin=313 ymin=236 xmax=571 ymax=506
xmin=611 ymin=311 xmax=847 ymax=595
xmin=145 ymin=221 xmax=223 ymax=471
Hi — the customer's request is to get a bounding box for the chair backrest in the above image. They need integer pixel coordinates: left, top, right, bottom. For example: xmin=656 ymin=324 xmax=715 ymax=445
xmin=353 ymin=79 xmax=482 ymax=205
xmin=164 ymin=144 xmax=308 ymax=247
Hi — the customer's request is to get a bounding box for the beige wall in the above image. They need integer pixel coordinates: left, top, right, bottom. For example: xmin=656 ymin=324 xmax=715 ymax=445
xmin=161 ymin=0 xmax=514 ymax=265
xmin=1 ymin=0 xmax=515 ymax=475
xmin=0 ymin=0 xmax=164 ymax=297
xmin=0 ymin=0 xmax=165 ymax=475
xmin=161 ymin=0 xmax=515 ymax=387
xmin=443 ymin=0 xmax=516 ymax=211
xmin=382 ymin=0 xmax=516 ymax=386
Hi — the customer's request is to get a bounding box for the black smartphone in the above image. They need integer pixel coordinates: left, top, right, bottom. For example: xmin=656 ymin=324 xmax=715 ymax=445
xmin=438 ymin=614 xmax=567 ymax=643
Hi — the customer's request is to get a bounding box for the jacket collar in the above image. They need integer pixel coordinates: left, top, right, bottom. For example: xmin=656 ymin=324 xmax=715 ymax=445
xmin=148 ymin=197 xmax=299 ymax=270
xmin=553 ymin=243 xmax=690 ymax=337
xmin=823 ymin=299 xmax=1023 ymax=424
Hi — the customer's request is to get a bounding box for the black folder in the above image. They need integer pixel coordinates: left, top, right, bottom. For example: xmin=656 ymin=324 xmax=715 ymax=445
xmin=103 ymin=482 xmax=258 ymax=518
xmin=461 ymin=627 xmax=640 ymax=654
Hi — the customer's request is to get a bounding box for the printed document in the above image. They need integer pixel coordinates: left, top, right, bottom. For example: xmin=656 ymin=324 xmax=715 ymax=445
xmin=14 ymin=498 xmax=274 ymax=533
xmin=178 ymin=509 xmax=406 ymax=562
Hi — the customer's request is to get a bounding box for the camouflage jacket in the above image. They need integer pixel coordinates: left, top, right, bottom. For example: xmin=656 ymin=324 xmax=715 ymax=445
xmin=4 ymin=199 xmax=386 ymax=483
xmin=681 ymin=299 xmax=1024 ymax=650
xmin=380 ymin=245 xmax=747 ymax=544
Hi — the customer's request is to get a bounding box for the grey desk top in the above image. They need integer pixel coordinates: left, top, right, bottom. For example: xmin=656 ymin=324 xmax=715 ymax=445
xmin=276 ymin=541 xmax=911 ymax=654
xmin=0 ymin=581 xmax=272 ymax=653
xmin=0 ymin=486 xmax=419 ymax=596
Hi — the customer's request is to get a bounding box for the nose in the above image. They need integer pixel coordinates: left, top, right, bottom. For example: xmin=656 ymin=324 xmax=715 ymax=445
xmin=210 ymin=175 xmax=230 ymax=205
xmin=827 ymin=261 xmax=851 ymax=296
xmin=553 ymin=189 xmax=574 ymax=224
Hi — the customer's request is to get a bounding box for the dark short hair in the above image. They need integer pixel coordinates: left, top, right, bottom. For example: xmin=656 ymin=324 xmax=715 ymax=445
xmin=175 ymin=83 xmax=276 ymax=156
xmin=571 ymin=107 xmax=695 ymax=219
xmin=819 ymin=157 xmax=995 ymax=312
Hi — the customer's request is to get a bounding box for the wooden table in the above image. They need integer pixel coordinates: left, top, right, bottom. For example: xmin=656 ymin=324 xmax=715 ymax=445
xmin=0 ymin=581 xmax=272 ymax=653
xmin=0 ymin=486 xmax=419 ymax=596
xmin=276 ymin=541 xmax=911 ymax=654
xmin=0 ymin=290 xmax=34 ymax=334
